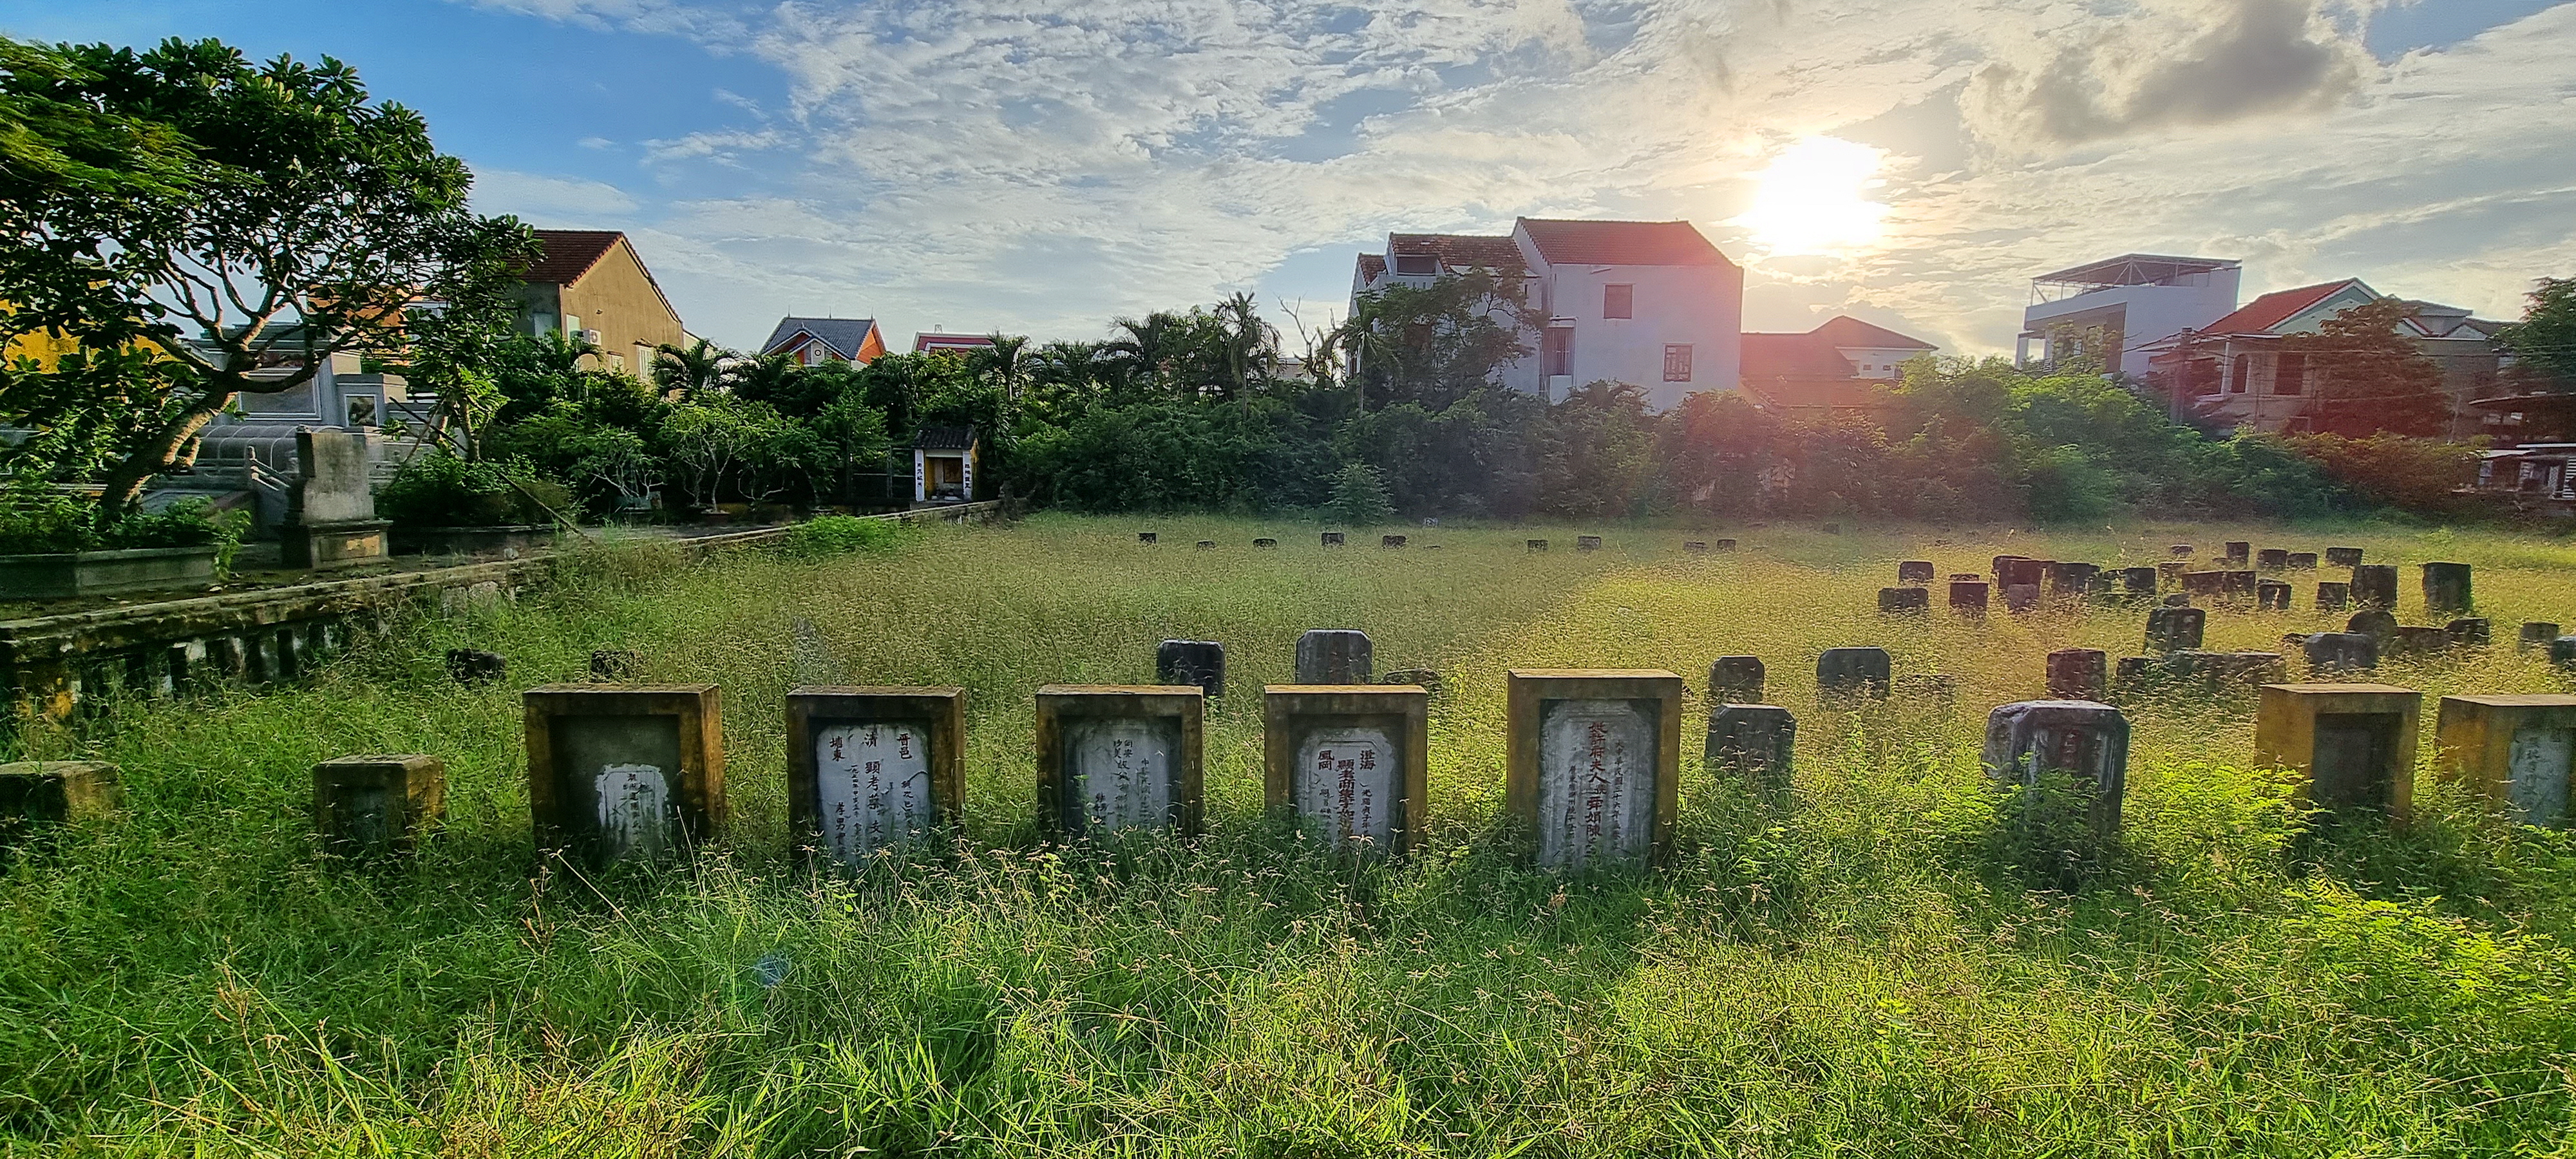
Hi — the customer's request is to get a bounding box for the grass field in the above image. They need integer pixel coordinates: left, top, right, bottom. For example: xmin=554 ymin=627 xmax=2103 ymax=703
xmin=7 ymin=514 xmax=2576 ymax=1156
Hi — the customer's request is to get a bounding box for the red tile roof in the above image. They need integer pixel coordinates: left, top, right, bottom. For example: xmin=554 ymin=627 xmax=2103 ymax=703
xmin=914 ymin=333 xmax=996 ymax=353
xmin=1739 ymin=377 xmax=1896 ymax=411
xmin=2199 ymin=279 xmax=2360 ymax=335
xmin=1516 ymin=218 xmax=1733 ymax=268
xmin=1356 ymin=253 xmax=1387 ymax=281
xmin=524 ymin=229 xmax=626 ymax=286
xmin=1387 ymin=233 xmax=1526 ymax=272
xmin=1811 ymin=315 xmax=1936 ymax=350
xmin=1740 ymin=332 xmax=1855 ymax=380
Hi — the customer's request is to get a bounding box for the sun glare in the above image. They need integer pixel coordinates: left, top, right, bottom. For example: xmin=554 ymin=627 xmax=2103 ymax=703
xmin=1735 ymin=136 xmax=1889 ymax=257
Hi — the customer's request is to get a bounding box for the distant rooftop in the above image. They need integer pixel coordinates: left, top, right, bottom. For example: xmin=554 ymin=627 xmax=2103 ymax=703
xmin=2033 ymin=254 xmax=2241 ymax=290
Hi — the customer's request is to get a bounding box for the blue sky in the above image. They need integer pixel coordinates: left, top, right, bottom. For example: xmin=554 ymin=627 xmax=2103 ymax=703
xmin=8 ymin=0 xmax=2572 ymax=356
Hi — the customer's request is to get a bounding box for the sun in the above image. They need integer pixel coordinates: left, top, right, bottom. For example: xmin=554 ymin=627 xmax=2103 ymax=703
xmin=1733 ymin=136 xmax=1889 ymax=257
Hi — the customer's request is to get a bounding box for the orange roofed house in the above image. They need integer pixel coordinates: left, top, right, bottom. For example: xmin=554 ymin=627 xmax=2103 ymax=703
xmin=762 ymin=317 xmax=887 ymax=366
xmin=513 ymin=230 xmax=688 ymax=376
xmin=1737 ymin=316 xmax=1937 ymax=418
xmin=2136 ymin=278 xmax=2505 ymax=436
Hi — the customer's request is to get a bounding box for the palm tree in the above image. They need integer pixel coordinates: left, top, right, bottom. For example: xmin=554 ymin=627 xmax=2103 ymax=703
xmin=1103 ymin=312 xmax=1189 ymax=400
xmin=652 ymin=337 xmax=730 ymax=400
xmin=973 ymin=332 xmax=1031 ymax=399
xmin=1210 ymin=292 xmax=1278 ymax=399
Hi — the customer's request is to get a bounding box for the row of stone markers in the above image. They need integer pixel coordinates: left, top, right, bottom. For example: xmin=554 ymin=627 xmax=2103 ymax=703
xmin=1884 ymin=543 xmax=2477 ymax=619
xmin=1133 ymin=531 xmax=1745 ymax=553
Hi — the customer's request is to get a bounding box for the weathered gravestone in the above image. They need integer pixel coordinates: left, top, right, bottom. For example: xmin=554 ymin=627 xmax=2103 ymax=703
xmin=2352 ymin=565 xmax=2399 ymax=609
xmin=2158 ymin=561 xmax=2187 ymax=588
xmin=2224 ymin=571 xmax=2259 ymax=601
xmin=2287 ymin=552 xmax=2318 ymax=570
xmin=2257 ymin=580 xmax=2293 ymax=610
xmin=1155 ymin=640 xmax=1227 ymax=698
xmin=1504 ymin=670 xmax=1684 ymax=868
xmin=2182 ymin=570 xmax=2227 ymax=598
xmin=2436 ymin=695 xmax=2576 ymax=828
xmin=1713 ymin=538 xmax=1738 ymax=551
xmin=1381 ymin=668 xmax=1444 ymax=697
xmin=1993 ymin=554 xmax=2027 ymax=580
xmin=786 ymin=687 xmax=964 ymax=867
xmin=1295 ymin=629 xmax=1375 ymax=684
xmin=1036 ymin=685 xmax=1204 ymax=836
xmin=2557 ymin=637 xmax=2576 ymax=672
xmin=1949 ymin=580 xmax=1989 ymax=614
xmin=2447 ymin=617 xmax=2492 ymax=647
xmin=1708 ymin=656 xmax=1766 ymax=704
xmin=2347 ymin=608 xmax=2399 ymax=648
xmin=1380 ymin=534 xmax=1406 ymax=549
xmin=1816 ymin=647 xmax=1893 ymax=700
xmin=2049 ymin=562 xmax=2099 ymax=598
xmin=1577 ymin=535 xmax=1604 ymax=552
xmin=2156 ymin=650 xmax=2288 ymax=690
xmin=2255 ymin=683 xmax=2421 ymax=819
xmin=2047 ymin=649 xmax=2108 ymax=700
xmin=1253 ymin=538 xmax=1278 ymax=549
xmin=2303 ymin=632 xmax=2378 ymax=675
xmin=589 ymin=649 xmax=640 ymax=681
xmin=1526 ymin=538 xmax=1548 ymax=551
xmin=1683 ymin=542 xmax=1708 ymax=552
xmin=281 ymin=429 xmax=392 ymax=570
xmin=2004 ymin=583 xmax=2041 ymax=613
xmin=1897 ymin=560 xmax=1935 ymax=583
xmin=2122 ymin=567 xmax=2159 ymax=598
xmin=2224 ymin=541 xmax=2251 ymax=565
xmin=2387 ymin=625 xmax=2452 ymax=656
xmin=0 ymin=761 xmax=121 ymax=849
xmin=1707 ymin=704 xmax=1796 ymax=793
xmin=2325 ymin=547 xmax=2364 ymax=567
xmin=2257 ymin=549 xmax=2289 ymax=570
xmin=1264 ymin=685 xmax=1429 ymax=855
xmin=446 ymin=648 xmax=506 ymax=686
xmin=1195 ymin=540 xmax=1217 ymax=550
xmin=1138 ymin=532 xmax=1158 ymax=543
xmin=1878 ymin=587 xmax=1930 ymax=614
xmin=1982 ymin=701 xmax=2130 ymax=834
xmin=312 ymin=754 xmax=444 ymax=858
xmin=1321 ymin=532 xmax=1345 ymax=547
xmin=2317 ymin=582 xmax=2351 ymax=612
xmin=2521 ymin=622 xmax=2562 ymax=654
xmin=2146 ymin=607 xmax=2206 ymax=653
xmin=2421 ymin=562 xmax=2474 ymax=614
xmin=2170 ymin=544 xmax=2194 ymax=558
xmin=2000 ymin=558 xmax=2050 ymax=589
xmin=524 ymin=684 xmax=726 ymax=865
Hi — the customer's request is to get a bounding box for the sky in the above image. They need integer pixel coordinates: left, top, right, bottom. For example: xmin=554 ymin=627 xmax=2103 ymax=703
xmin=7 ymin=0 xmax=2573 ymax=358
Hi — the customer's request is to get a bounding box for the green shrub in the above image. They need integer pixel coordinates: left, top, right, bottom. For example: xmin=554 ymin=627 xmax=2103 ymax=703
xmin=0 ymin=487 xmax=240 ymax=556
xmin=782 ymin=514 xmax=903 ymax=556
xmin=375 ymin=453 xmax=569 ymax=528
xmin=1327 ymin=461 xmax=1392 ymax=525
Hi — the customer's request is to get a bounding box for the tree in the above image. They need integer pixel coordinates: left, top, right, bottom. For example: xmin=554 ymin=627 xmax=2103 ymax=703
xmin=2497 ymin=276 xmax=2576 ymax=391
xmin=2282 ymin=299 xmax=2453 ymax=438
xmin=652 ymin=337 xmax=728 ymax=400
xmin=1327 ymin=461 xmax=1392 ymax=525
xmin=0 ymin=37 xmax=535 ymax=516
xmin=971 ymin=332 xmax=1029 ymax=399
xmin=1334 ymin=270 xmax=1537 ymax=413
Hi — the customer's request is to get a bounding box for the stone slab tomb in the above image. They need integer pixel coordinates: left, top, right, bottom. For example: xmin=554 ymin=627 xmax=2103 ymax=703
xmin=1982 ymin=701 xmax=2130 ymax=834
xmin=2257 ymin=580 xmax=2293 ymax=610
xmin=1264 ymin=685 xmax=1429 ymax=856
xmin=2049 ymin=562 xmax=2098 ymax=597
xmin=1504 ymin=670 xmax=1684 ymax=869
xmin=1321 ymin=532 xmax=1345 ymax=547
xmin=1138 ymin=532 xmax=1158 ymax=543
xmin=0 ymin=761 xmax=121 ymax=849
xmin=2436 ymin=695 xmax=2576 ymax=827
xmin=1381 ymin=668 xmax=1444 ymax=696
xmin=2303 ymin=632 xmax=2378 ymax=675
xmin=2317 ymin=582 xmax=2351 ymax=612
xmin=2447 ymin=618 xmax=2491 ymax=647
xmin=1155 ymin=639 xmax=1227 ymax=698
xmin=2047 ymin=648 xmax=2108 ymax=700
xmin=1950 ymin=580 xmax=1990 ymax=614
xmin=2122 ymin=567 xmax=2159 ymax=598
xmin=1878 ymin=587 xmax=1929 ymax=614
xmin=2288 ymin=552 xmax=2318 ymax=569
xmin=2170 ymin=544 xmax=2193 ymax=558
xmin=1707 ymin=704 xmax=1796 ymax=793
xmin=1195 ymin=540 xmax=1216 ymax=550
xmin=1526 ymin=539 xmax=1547 ymax=551
xmin=1036 ymin=686 xmax=1204 ymax=837
xmin=590 ymin=649 xmax=641 ymax=681
xmin=2325 ymin=547 xmax=2363 ymax=567
xmin=523 ymin=685 xmax=726 ymax=865
xmin=1683 ymin=541 xmax=1708 ymax=552
xmin=1992 ymin=554 xmax=2027 ymax=581
xmin=1815 ymin=647 xmax=1893 ymax=700
xmin=312 ymin=754 xmax=444 ymax=858
xmin=2346 ymin=608 xmax=2398 ymax=646
xmin=447 ymin=648 xmax=506 ymax=686
xmin=1897 ymin=560 xmax=1935 ymax=583
xmin=2257 ymin=549 xmax=2289 ymax=570
xmin=2255 ymin=683 xmax=2421 ymax=820
xmin=2352 ymin=565 xmax=2398 ymax=610
xmin=2004 ymin=583 xmax=2041 ymax=613
xmin=1253 ymin=538 xmax=1277 ymax=549
xmin=1577 ymin=535 xmax=1603 ymax=551
xmin=786 ymin=687 xmax=965 ymax=867
xmin=2146 ymin=607 xmax=2206 ymax=653
xmin=1708 ymin=655 xmax=1765 ymax=704
xmin=2182 ymin=570 xmax=2226 ymax=598
xmin=2421 ymin=562 xmax=2474 ymax=614
xmin=2158 ymin=561 xmax=2187 ymax=587
xmin=2521 ymin=623 xmax=2562 ymax=654
xmin=1380 ymin=534 xmax=1406 ymax=549
xmin=1296 ymin=629 xmax=1375 ymax=684
xmin=2224 ymin=541 xmax=2251 ymax=565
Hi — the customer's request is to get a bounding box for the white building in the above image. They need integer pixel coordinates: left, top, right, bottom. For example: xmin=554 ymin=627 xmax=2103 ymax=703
xmin=2017 ymin=254 xmax=2241 ymax=377
xmin=1351 ymin=218 xmax=1743 ymax=411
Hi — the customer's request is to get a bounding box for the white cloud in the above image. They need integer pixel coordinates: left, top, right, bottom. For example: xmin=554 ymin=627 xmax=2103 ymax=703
xmin=469 ymin=167 xmax=641 ymax=222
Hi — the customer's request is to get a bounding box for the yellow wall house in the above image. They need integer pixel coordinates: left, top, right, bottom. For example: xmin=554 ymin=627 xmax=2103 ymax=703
xmin=515 ymin=230 xmax=688 ymax=376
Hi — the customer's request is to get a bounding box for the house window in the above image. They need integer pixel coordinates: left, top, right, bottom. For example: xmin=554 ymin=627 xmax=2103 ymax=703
xmin=1604 ymin=284 xmax=1634 ymax=319
xmin=1542 ymin=328 xmax=1573 ymax=377
xmin=1393 ymin=254 xmax=1437 ymax=276
xmin=1663 ymin=343 xmax=1693 ymax=382
xmin=2275 ymin=353 xmax=2306 ymax=395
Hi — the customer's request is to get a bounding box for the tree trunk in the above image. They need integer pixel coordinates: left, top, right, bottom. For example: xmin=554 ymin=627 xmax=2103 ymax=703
xmin=96 ymin=391 xmax=232 ymax=520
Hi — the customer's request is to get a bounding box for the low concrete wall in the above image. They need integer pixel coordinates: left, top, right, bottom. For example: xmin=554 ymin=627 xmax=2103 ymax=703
xmin=3 ymin=503 xmax=997 ymax=722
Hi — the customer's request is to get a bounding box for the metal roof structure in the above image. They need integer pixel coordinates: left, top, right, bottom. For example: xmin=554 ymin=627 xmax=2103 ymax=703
xmin=2031 ymin=254 xmax=2240 ymax=290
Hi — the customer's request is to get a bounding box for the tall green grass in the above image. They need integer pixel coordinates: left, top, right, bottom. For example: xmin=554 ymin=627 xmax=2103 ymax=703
xmin=5 ymin=514 xmax=2576 ymax=1155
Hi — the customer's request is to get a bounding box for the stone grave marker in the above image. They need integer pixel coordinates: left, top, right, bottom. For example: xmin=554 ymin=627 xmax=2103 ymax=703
xmin=281 ymin=429 xmax=392 ymax=570
xmin=2352 ymin=565 xmax=2398 ymax=609
xmin=786 ymin=687 xmax=965 ymax=867
xmin=1504 ymin=670 xmax=1684 ymax=869
xmin=1707 ymin=704 xmax=1796 ymax=793
xmin=2182 ymin=570 xmax=2226 ymax=598
xmin=2325 ymin=547 xmax=2363 ymax=567
xmin=1195 ymin=540 xmax=1217 ymax=550
xmin=1982 ymin=701 xmax=2130 ymax=833
xmin=447 ymin=648 xmax=506 ymax=686
xmin=2257 ymin=549 xmax=2289 ymax=570
xmin=2390 ymin=626 xmax=2453 ymax=656
xmin=2122 ymin=567 xmax=2159 ymax=598
xmin=524 ymin=684 xmax=726 ymax=865
xmin=1381 ymin=534 xmax=1407 ymax=549
xmin=1897 ymin=560 xmax=1935 ymax=583
xmin=589 ymin=650 xmax=641 ymax=681
xmin=2287 ymin=552 xmax=2318 ymax=570
xmin=2158 ymin=561 xmax=2187 ymax=587
xmin=2049 ymin=562 xmax=2099 ymax=598
xmin=1683 ymin=541 xmax=1709 ymax=552
xmin=2317 ymin=581 xmax=2351 ymax=612
xmin=2447 ymin=617 xmax=2492 ymax=647
xmin=0 ymin=761 xmax=121 ymax=848
xmin=2004 ymin=583 xmax=2041 ymax=613
xmin=1577 ymin=535 xmax=1604 ymax=551
xmin=2256 ymin=683 xmax=2421 ymax=819
xmin=1709 ymin=656 xmax=1766 ymax=704
xmin=2303 ymin=632 xmax=2378 ymax=675
xmin=312 ymin=754 xmax=444 ymax=858
xmin=2421 ymin=562 xmax=2474 ymax=614
xmin=2223 ymin=541 xmax=2251 ymax=565
xmin=2005 ymin=558 xmax=2052 ymax=589
xmin=1036 ymin=685 xmax=1204 ymax=837
xmin=1879 ymin=587 xmax=1930 ymax=614
xmin=1321 ymin=532 xmax=1345 ymax=547
xmin=2346 ymin=608 xmax=2399 ymax=647
xmin=1714 ymin=538 xmax=1738 ymax=551
xmin=1950 ymin=572 xmax=1980 ymax=581
xmin=2558 ymin=637 xmax=2576 ymax=672
xmin=1296 ymin=629 xmax=1375 ymax=684
xmin=2170 ymin=544 xmax=2193 ymax=558
xmin=2436 ymin=694 xmax=2576 ymax=827
xmin=1253 ymin=538 xmax=1278 ymax=549
xmin=1155 ymin=639 xmax=1227 ymax=698
xmin=2224 ymin=571 xmax=2259 ymax=601
xmin=1816 ymin=647 xmax=1893 ymax=700
xmin=2521 ymin=622 xmax=2562 ymax=653
xmin=1949 ymin=579 xmax=1990 ymax=614
xmin=1381 ymin=668 xmax=1444 ymax=697
xmin=1264 ymin=685 xmax=1429 ymax=856
xmin=2146 ymin=607 xmax=2206 ymax=653
xmin=1139 ymin=532 xmax=1158 ymax=543
xmin=2257 ymin=580 xmax=2293 ymax=610
xmin=1527 ymin=539 xmax=1548 ymax=551
xmin=2113 ymin=656 xmax=2155 ymax=689
xmin=1993 ymin=554 xmax=2027 ymax=579
xmin=2046 ymin=649 xmax=2108 ymax=700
